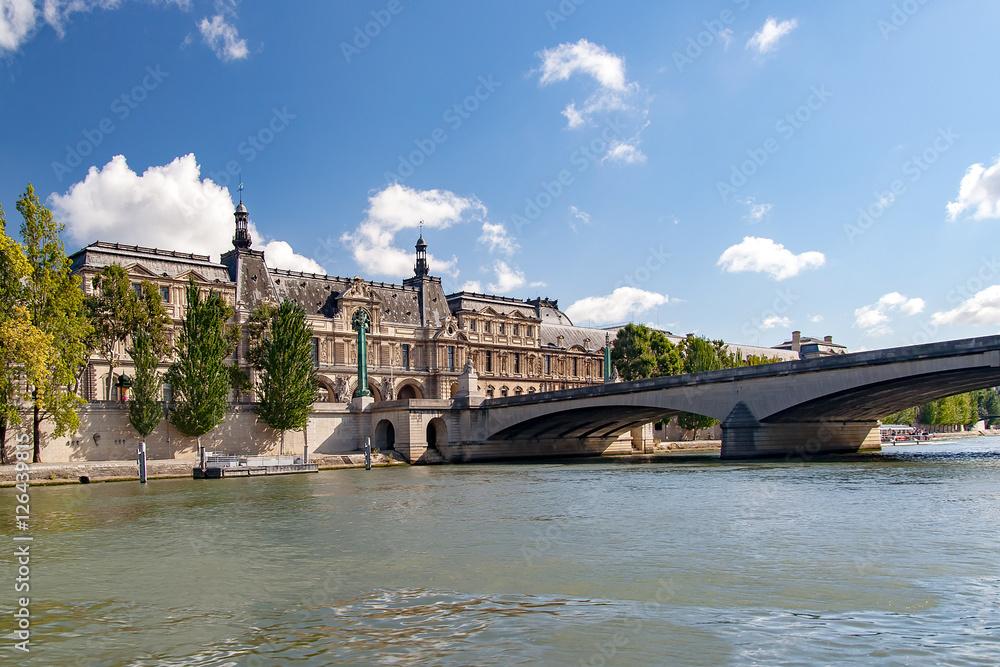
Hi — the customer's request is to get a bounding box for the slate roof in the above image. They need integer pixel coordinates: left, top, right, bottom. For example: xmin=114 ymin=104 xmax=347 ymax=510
xmin=69 ymin=241 xmax=231 ymax=282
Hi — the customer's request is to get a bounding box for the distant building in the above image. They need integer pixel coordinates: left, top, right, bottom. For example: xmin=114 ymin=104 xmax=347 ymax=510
xmin=69 ymin=202 xmax=613 ymax=402
xmin=772 ymin=330 xmax=848 ymax=359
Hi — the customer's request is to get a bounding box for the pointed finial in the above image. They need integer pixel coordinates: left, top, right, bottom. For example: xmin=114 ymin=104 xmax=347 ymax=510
xmin=238 ymin=174 xmax=244 ymax=204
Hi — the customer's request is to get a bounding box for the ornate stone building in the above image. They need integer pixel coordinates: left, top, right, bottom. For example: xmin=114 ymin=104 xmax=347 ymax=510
xmin=69 ymin=201 xmax=615 ymax=403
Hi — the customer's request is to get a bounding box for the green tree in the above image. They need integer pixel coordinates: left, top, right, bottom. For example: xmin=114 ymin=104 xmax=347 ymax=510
xmin=166 ymin=280 xmax=238 ymax=451
xmin=882 ymin=405 xmax=919 ymax=425
xmin=127 ymin=329 xmax=165 ymax=440
xmin=611 ymin=324 xmax=657 ymax=381
xmin=126 ymin=282 xmax=170 ymax=442
xmin=676 ymin=336 xmax=727 ymax=434
xmin=87 ymin=264 xmax=139 ymax=399
xmin=249 ymin=300 xmax=318 ymax=454
xmin=0 ymin=205 xmax=56 ymax=463
xmin=18 ymin=184 xmax=91 ymax=463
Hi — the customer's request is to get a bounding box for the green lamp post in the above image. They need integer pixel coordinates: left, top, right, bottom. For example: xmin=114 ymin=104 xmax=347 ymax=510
xmin=604 ymin=332 xmax=611 ymax=383
xmin=352 ymin=308 xmax=372 ymax=398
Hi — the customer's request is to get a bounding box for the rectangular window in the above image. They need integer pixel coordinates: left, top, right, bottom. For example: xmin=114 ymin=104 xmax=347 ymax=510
xmin=526 ymin=326 xmax=533 ymax=337
xmin=447 ymin=345 xmax=455 ymax=372
xmin=469 ymin=320 xmax=476 ymax=332
xmin=310 ymin=337 xmax=319 ymax=368
xmin=159 ymin=285 xmax=170 ymax=302
xmin=512 ymin=324 xmax=519 ymax=336
xmin=573 ymin=358 xmax=578 ymax=377
xmin=484 ymin=321 xmax=491 ymax=333
xmin=498 ymin=322 xmax=505 ymax=334
xmin=514 ymin=353 xmax=520 ymax=374
xmin=544 ymin=355 xmax=551 ymax=375
xmin=131 ymin=282 xmax=143 ymax=298
xmin=402 ymin=344 xmax=410 ymax=370
xmin=486 ymin=350 xmax=493 ymax=372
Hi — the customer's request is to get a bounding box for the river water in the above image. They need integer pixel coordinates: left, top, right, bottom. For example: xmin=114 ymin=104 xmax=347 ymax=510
xmin=3 ymin=437 xmax=1000 ymax=666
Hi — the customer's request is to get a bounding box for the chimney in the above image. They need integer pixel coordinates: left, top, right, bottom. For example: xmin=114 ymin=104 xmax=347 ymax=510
xmin=557 ymin=334 xmax=565 ymax=348
xmin=824 ymin=335 xmax=833 ymax=343
xmin=792 ymin=331 xmax=801 ymax=354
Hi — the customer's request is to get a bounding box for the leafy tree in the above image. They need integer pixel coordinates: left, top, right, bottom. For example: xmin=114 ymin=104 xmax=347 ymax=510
xmin=126 ymin=282 xmax=170 ymax=441
xmin=611 ymin=324 xmax=657 ymax=381
xmin=676 ymin=336 xmax=727 ymax=434
xmin=18 ymin=184 xmax=91 ymax=462
xmin=883 ymin=406 xmax=919 ymax=425
xmin=127 ymin=329 xmax=165 ymax=440
xmin=87 ymin=264 xmax=139 ymax=399
xmin=0 ymin=206 xmax=56 ymax=463
xmin=166 ymin=280 xmax=239 ymax=451
xmin=248 ymin=300 xmax=318 ymax=454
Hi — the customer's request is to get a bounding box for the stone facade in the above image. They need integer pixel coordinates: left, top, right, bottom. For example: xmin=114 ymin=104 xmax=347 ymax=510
xmin=68 ymin=203 xmax=614 ymax=406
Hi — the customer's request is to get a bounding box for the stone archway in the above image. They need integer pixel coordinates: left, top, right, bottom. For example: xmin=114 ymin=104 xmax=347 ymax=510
xmin=426 ymin=417 xmax=448 ymax=453
xmin=397 ymin=382 xmax=424 ymax=400
xmin=315 ymin=375 xmax=336 ymax=402
xmin=374 ymin=419 xmax=396 ymax=451
xmin=449 ymin=382 xmax=459 ymax=398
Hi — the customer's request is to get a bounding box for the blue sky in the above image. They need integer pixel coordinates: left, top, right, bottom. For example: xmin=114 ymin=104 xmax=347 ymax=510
xmin=3 ymin=0 xmax=1000 ymax=352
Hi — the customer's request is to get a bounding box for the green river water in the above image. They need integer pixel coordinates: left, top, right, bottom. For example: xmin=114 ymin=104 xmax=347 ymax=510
xmin=2 ymin=437 xmax=999 ymax=665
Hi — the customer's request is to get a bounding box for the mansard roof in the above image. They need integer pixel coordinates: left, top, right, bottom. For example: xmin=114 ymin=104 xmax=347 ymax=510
xmin=268 ymin=268 xmax=423 ymax=325
xmin=69 ymin=241 xmax=231 ymax=283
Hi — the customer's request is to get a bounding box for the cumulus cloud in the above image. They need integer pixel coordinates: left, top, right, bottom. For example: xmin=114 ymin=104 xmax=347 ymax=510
xmin=538 ymin=38 xmax=627 ymax=91
xmin=746 ymin=17 xmax=798 ymax=55
xmin=717 ymin=236 xmax=825 ymax=280
xmin=0 ymin=0 xmax=37 ymax=51
xmin=565 ymin=287 xmax=669 ymax=325
xmin=477 ymin=222 xmax=518 ymax=256
xmin=486 ymin=260 xmax=526 ymax=294
xmin=761 ymin=315 xmax=791 ymax=330
xmin=459 ymin=280 xmax=483 ymax=293
xmin=931 ymin=285 xmax=1000 ymax=327
xmin=854 ymin=292 xmax=925 ymax=336
xmin=198 ymin=13 xmax=247 ymax=61
xmin=946 ymin=155 xmax=1000 ymax=221
xmin=536 ymin=38 xmax=650 ymax=160
xmin=48 ymin=153 xmax=323 ymax=273
xmin=342 ymin=183 xmax=483 ymax=278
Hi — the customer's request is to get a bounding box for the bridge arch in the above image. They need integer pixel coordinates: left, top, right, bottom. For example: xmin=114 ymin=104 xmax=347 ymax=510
xmin=374 ymin=419 xmax=396 ymax=450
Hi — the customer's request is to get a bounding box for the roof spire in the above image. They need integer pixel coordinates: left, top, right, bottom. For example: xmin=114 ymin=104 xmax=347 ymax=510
xmin=414 ymin=222 xmax=429 ymax=277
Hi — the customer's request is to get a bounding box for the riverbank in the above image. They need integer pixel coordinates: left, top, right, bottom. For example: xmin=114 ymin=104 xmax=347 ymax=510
xmin=0 ymin=452 xmax=405 ymax=487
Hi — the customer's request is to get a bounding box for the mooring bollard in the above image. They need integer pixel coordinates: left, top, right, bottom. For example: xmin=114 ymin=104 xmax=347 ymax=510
xmin=365 ymin=437 xmax=371 ymax=471
xmin=138 ymin=442 xmax=148 ymax=484
xmin=303 ymin=445 xmax=309 ymax=464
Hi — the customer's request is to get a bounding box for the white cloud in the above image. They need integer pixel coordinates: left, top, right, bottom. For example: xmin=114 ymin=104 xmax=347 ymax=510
xmin=742 ymin=197 xmax=772 ymax=223
xmin=761 ymin=315 xmax=791 ymax=329
xmin=603 ymin=140 xmax=646 ymax=164
xmin=565 ymin=287 xmax=669 ymax=325
xmin=48 ymin=153 xmax=322 ymax=272
xmin=931 ymin=285 xmax=1000 ymax=326
xmin=198 ymin=13 xmax=247 ymax=61
xmin=568 ymin=205 xmax=591 ymax=233
xmin=717 ymin=236 xmax=825 ymax=280
xmin=487 ymin=261 xmax=525 ymax=294
xmin=746 ymin=17 xmax=798 ymax=55
xmin=809 ymin=314 xmax=824 ymax=323
xmin=538 ymin=38 xmax=626 ymax=91
xmin=342 ymin=183 xmax=483 ymax=278
xmin=854 ymin=292 xmax=925 ymax=336
xmin=1 ymin=0 xmax=190 ymax=53
xmin=459 ymin=280 xmax=483 ymax=293
xmin=719 ymin=28 xmax=733 ymax=50
xmin=536 ymin=38 xmax=650 ymax=159
xmin=477 ymin=222 xmax=518 ymax=256
xmin=946 ymin=155 xmax=1000 ymax=221
xmin=0 ymin=0 xmax=37 ymax=52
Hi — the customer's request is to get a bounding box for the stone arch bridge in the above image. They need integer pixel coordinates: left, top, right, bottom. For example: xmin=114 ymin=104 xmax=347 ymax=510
xmin=364 ymin=336 xmax=1000 ymax=461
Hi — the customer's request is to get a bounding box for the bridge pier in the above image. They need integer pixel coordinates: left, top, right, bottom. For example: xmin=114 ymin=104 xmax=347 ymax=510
xmin=720 ymin=402 xmax=880 ymax=459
